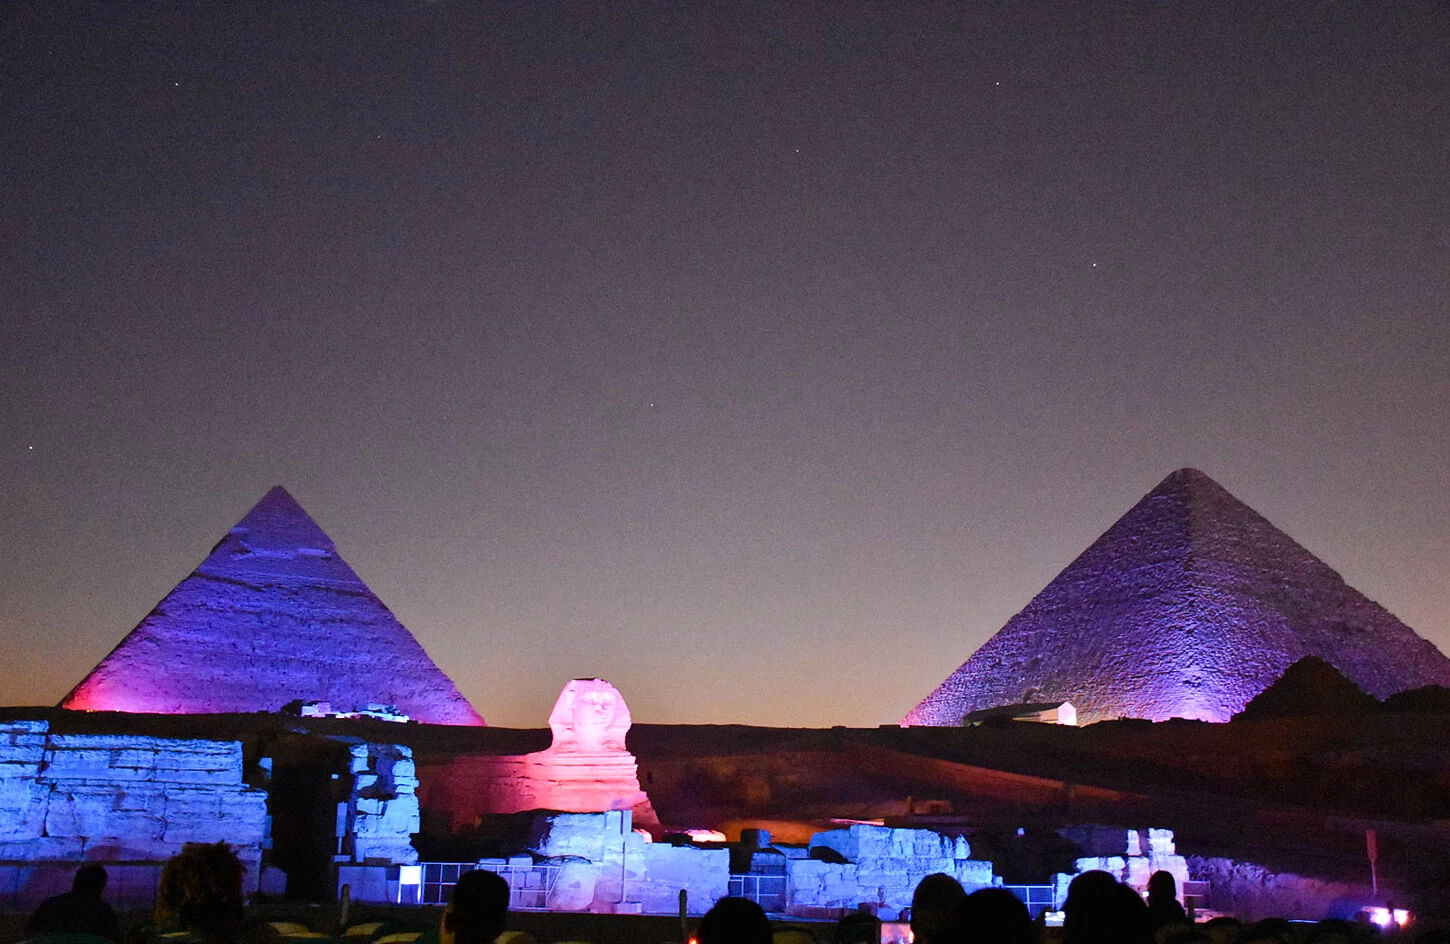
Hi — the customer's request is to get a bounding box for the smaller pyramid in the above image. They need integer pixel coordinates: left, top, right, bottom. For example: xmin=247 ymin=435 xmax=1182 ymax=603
xmin=905 ymin=469 xmax=1450 ymax=725
xmin=62 ymin=487 xmax=484 ymax=725
xmin=1234 ymin=657 xmax=1380 ymax=720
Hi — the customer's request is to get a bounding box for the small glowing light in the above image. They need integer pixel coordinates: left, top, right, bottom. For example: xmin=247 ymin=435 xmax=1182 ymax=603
xmin=1362 ymin=907 xmax=1410 ymax=929
xmin=682 ymin=829 xmax=728 ymax=844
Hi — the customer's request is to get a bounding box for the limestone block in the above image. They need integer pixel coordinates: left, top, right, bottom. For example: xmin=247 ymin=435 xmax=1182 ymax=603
xmin=530 ymin=811 xmax=630 ymax=860
xmin=1 ymin=720 xmax=49 ymax=737
xmin=1124 ymin=857 xmax=1152 ymax=889
xmin=1125 ymin=829 xmax=1142 ymax=856
xmin=612 ymin=844 xmax=729 ymax=916
xmin=546 ymin=859 xmax=599 ymax=911
xmin=0 ymin=837 xmax=84 ymax=859
xmin=955 ymin=860 xmax=996 ymax=889
xmin=42 ymin=748 xmax=130 ymax=780
xmin=48 ymin=734 xmax=150 ymax=752
xmin=1075 ymin=856 xmax=1126 ymax=880
xmin=1148 ymin=853 xmax=1190 ymax=889
xmin=954 ymin=835 xmax=971 ymax=859
xmin=1053 ymin=872 xmax=1073 ymax=907
xmin=809 ymin=828 xmax=856 ymax=861
xmin=153 ymin=766 xmax=239 ymax=785
xmin=153 ymin=741 xmax=244 ymax=767
xmin=114 ymin=788 xmax=167 ymax=814
xmin=1147 ymin=829 xmax=1175 ymax=855
xmin=162 ymin=787 xmax=223 ymax=821
xmin=44 ymin=786 xmax=164 ymax=841
xmin=0 ymin=741 xmax=46 ymax=765
xmin=162 ymin=788 xmax=267 ymax=845
xmin=0 ymin=776 xmax=48 ymax=841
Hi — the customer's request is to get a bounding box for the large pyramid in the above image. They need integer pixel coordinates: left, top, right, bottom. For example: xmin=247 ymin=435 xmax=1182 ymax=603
xmin=62 ymin=487 xmax=485 ymax=725
xmin=904 ymin=469 xmax=1450 ymax=726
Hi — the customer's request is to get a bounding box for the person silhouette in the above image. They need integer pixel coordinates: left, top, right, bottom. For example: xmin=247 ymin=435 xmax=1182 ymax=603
xmin=26 ymin=865 xmax=121 ymax=941
xmin=440 ymin=870 xmax=510 ymax=944
xmin=697 ymin=897 xmax=773 ymax=944
xmin=1146 ymin=870 xmax=1187 ymax=929
xmin=155 ymin=842 xmax=246 ymax=944
xmin=909 ymin=873 xmax=967 ymax=944
xmin=948 ymin=887 xmax=1035 ymax=944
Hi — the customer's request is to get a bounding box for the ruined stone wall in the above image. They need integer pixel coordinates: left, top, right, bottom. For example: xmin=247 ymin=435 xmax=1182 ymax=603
xmin=347 ymin=743 xmax=420 ymax=865
xmin=1058 ymin=827 xmax=1189 ymax=900
xmin=530 ymin=811 xmax=728 ymax=915
xmin=791 ymin=825 xmax=996 ymax=919
xmin=0 ymin=720 xmax=268 ymax=912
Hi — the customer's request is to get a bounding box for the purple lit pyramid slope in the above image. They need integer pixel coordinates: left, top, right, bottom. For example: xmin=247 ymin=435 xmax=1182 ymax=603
xmin=62 ymin=487 xmax=485 ymax=725
xmin=905 ymin=469 xmax=1450 ymax=725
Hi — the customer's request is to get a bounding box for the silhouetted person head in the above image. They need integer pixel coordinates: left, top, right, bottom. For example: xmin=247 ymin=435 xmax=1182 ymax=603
xmin=1146 ymin=870 xmax=1187 ymax=929
xmin=832 ymin=910 xmax=881 ymax=944
xmin=156 ymin=841 xmax=245 ymax=940
xmin=1063 ymin=871 xmax=1119 ymax=944
xmin=910 ymin=872 xmax=967 ymax=944
xmin=948 ymin=887 xmax=1034 ymax=944
xmin=26 ymin=864 xmax=121 ymax=940
xmin=73 ymin=865 xmax=108 ymax=896
xmin=442 ymin=869 xmax=510 ymax=944
xmin=698 ymin=896 xmax=772 ymax=944
xmin=1063 ymin=872 xmax=1152 ymax=944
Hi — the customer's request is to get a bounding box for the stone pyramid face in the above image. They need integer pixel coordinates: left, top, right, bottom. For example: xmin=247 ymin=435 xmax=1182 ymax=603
xmin=904 ymin=469 xmax=1450 ymax=725
xmin=62 ymin=487 xmax=485 ymax=725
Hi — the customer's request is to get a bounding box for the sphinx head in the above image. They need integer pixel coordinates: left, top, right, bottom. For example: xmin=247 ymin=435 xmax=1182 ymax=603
xmin=547 ymin=678 xmax=632 ymax=753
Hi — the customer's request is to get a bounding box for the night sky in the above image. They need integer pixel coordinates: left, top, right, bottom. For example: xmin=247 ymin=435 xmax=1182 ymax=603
xmin=4 ymin=2 xmax=1447 ymax=727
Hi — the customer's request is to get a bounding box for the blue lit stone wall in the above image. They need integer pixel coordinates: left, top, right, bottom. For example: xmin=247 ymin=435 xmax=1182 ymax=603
xmin=0 ymin=720 xmax=268 ymax=912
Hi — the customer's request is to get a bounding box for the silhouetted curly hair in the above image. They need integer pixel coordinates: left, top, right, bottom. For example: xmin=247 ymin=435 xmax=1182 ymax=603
xmin=155 ymin=841 xmax=245 ymax=935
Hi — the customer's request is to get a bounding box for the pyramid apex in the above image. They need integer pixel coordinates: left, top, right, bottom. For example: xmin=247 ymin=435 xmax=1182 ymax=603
xmin=1157 ymin=467 xmax=1221 ymax=489
xmin=227 ymin=486 xmax=336 ymax=556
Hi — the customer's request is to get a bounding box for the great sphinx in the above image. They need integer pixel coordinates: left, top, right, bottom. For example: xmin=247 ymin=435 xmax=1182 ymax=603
xmin=416 ymin=678 xmax=658 ymax=832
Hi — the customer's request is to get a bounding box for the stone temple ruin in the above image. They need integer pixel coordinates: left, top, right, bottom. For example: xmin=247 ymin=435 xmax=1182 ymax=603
xmin=6 ymin=474 xmax=1450 ymax=922
xmin=906 ymin=468 xmax=1450 ymax=725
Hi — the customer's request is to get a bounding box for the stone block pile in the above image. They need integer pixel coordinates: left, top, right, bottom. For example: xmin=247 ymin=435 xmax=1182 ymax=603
xmin=790 ymin=824 xmax=997 ymax=919
xmin=529 ymin=811 xmax=729 ymax=915
xmin=0 ymin=720 xmax=268 ymax=911
xmin=1054 ymin=827 xmax=1190 ymax=905
xmin=348 ymin=743 xmax=421 ymax=865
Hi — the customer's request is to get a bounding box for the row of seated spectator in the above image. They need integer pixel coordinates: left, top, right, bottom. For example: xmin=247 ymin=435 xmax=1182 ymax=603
xmin=22 ymin=852 xmax=1450 ymax=944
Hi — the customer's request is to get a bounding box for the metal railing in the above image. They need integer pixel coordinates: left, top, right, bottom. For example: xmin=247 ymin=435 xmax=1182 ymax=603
xmin=1001 ymin=885 xmax=1058 ymax=917
xmin=419 ymin=861 xmax=561 ymax=909
xmin=728 ymin=873 xmax=787 ymax=913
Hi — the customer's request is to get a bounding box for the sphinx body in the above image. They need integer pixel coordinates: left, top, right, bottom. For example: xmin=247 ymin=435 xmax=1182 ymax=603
xmin=418 ymin=679 xmax=658 ymax=830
